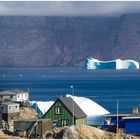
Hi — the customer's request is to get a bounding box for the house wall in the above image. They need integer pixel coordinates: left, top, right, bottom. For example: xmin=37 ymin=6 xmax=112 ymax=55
xmin=14 ymin=93 xmax=29 ymax=102
xmin=2 ymin=112 xmax=19 ymax=126
xmin=43 ymin=100 xmax=73 ymax=127
xmin=8 ymin=113 xmax=19 ymax=125
xmin=14 ymin=120 xmax=52 ymax=137
xmin=75 ymin=117 xmax=86 ymax=126
xmin=42 ymin=120 xmax=52 ymax=134
xmin=0 ymin=104 xmax=19 ymax=113
xmin=124 ymin=119 xmax=140 ymax=134
xmin=0 ymin=92 xmax=28 ymax=103
xmin=105 ymin=116 xmax=125 ymax=128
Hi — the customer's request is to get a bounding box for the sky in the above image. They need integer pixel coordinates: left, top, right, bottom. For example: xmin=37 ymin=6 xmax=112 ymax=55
xmin=0 ymin=1 xmax=140 ymax=16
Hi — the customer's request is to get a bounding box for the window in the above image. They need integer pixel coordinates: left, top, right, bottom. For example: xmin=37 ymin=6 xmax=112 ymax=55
xmin=52 ymin=120 xmax=58 ymax=128
xmin=9 ymin=106 xmax=11 ymax=109
xmin=62 ymin=120 xmax=69 ymax=126
xmin=0 ymin=96 xmax=3 ymax=98
xmin=55 ymin=107 xmax=62 ymax=114
xmin=1 ymin=106 xmax=4 ymax=110
xmin=10 ymin=95 xmax=13 ymax=98
xmin=15 ymin=105 xmax=17 ymax=109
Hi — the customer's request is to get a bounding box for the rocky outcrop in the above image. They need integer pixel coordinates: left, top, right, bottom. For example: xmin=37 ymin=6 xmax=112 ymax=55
xmin=45 ymin=125 xmax=137 ymax=139
xmin=19 ymin=107 xmax=38 ymax=120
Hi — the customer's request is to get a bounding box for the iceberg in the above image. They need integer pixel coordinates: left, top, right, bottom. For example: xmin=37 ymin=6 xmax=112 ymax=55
xmin=30 ymin=101 xmax=54 ymax=116
xmin=30 ymin=95 xmax=109 ymax=117
xmin=84 ymin=58 xmax=139 ymax=69
xmin=66 ymin=94 xmax=109 ymax=116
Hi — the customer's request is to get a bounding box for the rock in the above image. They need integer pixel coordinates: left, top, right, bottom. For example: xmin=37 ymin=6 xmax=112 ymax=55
xmin=62 ymin=125 xmax=105 ymax=139
xmin=63 ymin=126 xmax=79 ymax=139
xmin=45 ymin=125 xmax=137 ymax=139
xmin=19 ymin=107 xmax=38 ymax=120
xmin=0 ymin=130 xmax=5 ymax=136
xmin=78 ymin=125 xmax=104 ymax=139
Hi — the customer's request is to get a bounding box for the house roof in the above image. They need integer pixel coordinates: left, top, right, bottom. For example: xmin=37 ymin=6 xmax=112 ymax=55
xmin=0 ymin=101 xmax=19 ymax=106
xmin=105 ymin=114 xmax=130 ymax=117
xmin=58 ymin=97 xmax=86 ymax=119
xmin=43 ymin=97 xmax=86 ymax=119
xmin=123 ymin=113 xmax=140 ymax=119
xmin=14 ymin=118 xmax=50 ymax=123
xmin=0 ymin=89 xmax=28 ymax=96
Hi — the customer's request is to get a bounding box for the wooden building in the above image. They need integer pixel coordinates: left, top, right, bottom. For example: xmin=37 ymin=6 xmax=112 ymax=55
xmin=14 ymin=119 xmax=52 ymax=138
xmin=43 ymin=97 xmax=87 ymax=127
xmin=0 ymin=89 xmax=29 ymax=106
xmin=0 ymin=101 xmax=20 ymax=126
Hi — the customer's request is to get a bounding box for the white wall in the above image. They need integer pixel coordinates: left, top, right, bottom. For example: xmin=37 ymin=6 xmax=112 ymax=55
xmin=16 ymin=92 xmax=29 ymax=102
xmin=0 ymin=104 xmax=19 ymax=113
xmin=0 ymin=92 xmax=29 ymax=102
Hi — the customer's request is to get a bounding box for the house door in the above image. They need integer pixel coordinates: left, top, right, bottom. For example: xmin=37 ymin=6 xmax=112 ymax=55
xmin=2 ymin=114 xmax=8 ymax=121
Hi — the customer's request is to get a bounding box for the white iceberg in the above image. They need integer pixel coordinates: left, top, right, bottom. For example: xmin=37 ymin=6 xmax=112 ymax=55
xmin=30 ymin=101 xmax=54 ymax=116
xmin=30 ymin=95 xmax=109 ymax=117
xmin=66 ymin=94 xmax=109 ymax=116
xmin=84 ymin=58 xmax=139 ymax=69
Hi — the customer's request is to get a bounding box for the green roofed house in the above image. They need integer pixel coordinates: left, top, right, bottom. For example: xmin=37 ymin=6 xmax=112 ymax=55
xmin=42 ymin=97 xmax=87 ymax=127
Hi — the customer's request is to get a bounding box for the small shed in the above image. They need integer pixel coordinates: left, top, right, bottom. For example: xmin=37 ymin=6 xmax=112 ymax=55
xmin=14 ymin=119 xmax=52 ymax=138
xmin=123 ymin=113 xmax=140 ymax=135
xmin=43 ymin=96 xmax=87 ymax=127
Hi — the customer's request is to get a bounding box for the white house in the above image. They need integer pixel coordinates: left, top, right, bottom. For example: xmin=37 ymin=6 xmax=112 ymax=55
xmin=0 ymin=89 xmax=29 ymax=103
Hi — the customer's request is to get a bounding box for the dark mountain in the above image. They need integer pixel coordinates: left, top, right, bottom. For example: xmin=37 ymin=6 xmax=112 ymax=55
xmin=0 ymin=14 xmax=140 ymax=67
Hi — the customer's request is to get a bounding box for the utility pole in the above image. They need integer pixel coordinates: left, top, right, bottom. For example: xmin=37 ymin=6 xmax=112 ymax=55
xmin=28 ymin=88 xmax=30 ymax=107
xmin=28 ymin=88 xmax=30 ymax=100
xmin=70 ymin=85 xmax=74 ymax=125
xmin=117 ymin=100 xmax=119 ymax=134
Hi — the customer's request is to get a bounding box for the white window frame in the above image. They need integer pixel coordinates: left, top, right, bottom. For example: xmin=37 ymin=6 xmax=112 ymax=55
xmin=55 ymin=107 xmax=62 ymax=115
xmin=62 ymin=120 xmax=68 ymax=126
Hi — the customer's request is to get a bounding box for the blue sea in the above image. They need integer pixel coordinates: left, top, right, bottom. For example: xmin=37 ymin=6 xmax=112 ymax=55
xmin=0 ymin=67 xmax=140 ymax=115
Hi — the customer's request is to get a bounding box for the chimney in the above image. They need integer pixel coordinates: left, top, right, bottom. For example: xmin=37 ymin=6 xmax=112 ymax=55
xmin=133 ymin=107 xmax=139 ymax=114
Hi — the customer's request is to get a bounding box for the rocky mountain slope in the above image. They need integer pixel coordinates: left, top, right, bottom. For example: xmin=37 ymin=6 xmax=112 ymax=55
xmin=0 ymin=14 xmax=140 ymax=67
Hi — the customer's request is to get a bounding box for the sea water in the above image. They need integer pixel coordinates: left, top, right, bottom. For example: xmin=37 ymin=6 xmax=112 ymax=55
xmin=0 ymin=67 xmax=140 ymax=115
